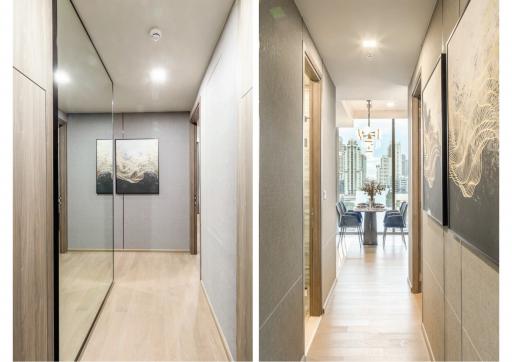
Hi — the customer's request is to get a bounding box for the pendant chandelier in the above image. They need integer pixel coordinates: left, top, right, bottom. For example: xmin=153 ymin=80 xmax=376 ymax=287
xmin=357 ymin=100 xmax=380 ymax=154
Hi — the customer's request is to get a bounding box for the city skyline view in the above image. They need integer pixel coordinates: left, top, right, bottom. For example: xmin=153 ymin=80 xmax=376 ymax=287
xmin=337 ymin=118 xmax=409 ymax=212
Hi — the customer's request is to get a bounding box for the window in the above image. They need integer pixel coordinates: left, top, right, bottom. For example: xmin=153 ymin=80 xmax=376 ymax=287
xmin=337 ymin=118 xmax=409 ymax=233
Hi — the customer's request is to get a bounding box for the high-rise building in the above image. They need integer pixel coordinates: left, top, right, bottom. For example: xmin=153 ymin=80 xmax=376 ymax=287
xmin=402 ymin=153 xmax=408 ymax=177
xmin=342 ymin=139 xmax=366 ymax=195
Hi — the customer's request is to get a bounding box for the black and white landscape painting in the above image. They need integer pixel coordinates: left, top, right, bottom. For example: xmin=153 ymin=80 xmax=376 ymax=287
xmin=115 ymin=139 xmax=159 ymax=194
xmin=96 ymin=139 xmax=113 ymax=194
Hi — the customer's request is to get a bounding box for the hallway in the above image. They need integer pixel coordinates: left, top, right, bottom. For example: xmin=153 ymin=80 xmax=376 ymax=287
xmin=80 ymin=252 xmax=228 ymax=361
xmin=307 ymin=235 xmax=429 ymax=361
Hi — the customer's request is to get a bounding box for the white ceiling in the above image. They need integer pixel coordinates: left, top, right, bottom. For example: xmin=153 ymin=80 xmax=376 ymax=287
xmin=71 ymin=0 xmax=234 ymax=112
xmin=295 ymin=0 xmax=436 ymax=116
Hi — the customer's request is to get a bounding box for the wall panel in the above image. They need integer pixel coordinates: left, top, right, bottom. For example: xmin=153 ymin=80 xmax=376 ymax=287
xmin=410 ymin=1 xmax=499 ymax=361
xmin=13 ymin=71 xmax=49 ymax=361
xmin=13 ymin=0 xmax=53 ymax=359
xmin=260 ymin=0 xmax=337 ymax=359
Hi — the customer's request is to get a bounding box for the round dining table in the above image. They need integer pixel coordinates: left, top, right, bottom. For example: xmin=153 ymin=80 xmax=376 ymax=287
xmin=352 ymin=206 xmax=387 ymax=245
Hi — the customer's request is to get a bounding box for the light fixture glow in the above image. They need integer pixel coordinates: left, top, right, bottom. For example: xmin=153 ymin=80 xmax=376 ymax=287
xmin=150 ymin=68 xmax=167 ymax=83
xmin=362 ymin=39 xmax=378 ymax=49
xmin=386 ymin=101 xmax=395 ymax=108
xmin=55 ymin=70 xmax=70 ymax=84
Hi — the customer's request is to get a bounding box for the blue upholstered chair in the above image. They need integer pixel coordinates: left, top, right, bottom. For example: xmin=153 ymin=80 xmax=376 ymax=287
xmin=340 ymin=201 xmax=362 ymax=222
xmin=336 ymin=201 xmax=363 ymax=255
xmin=383 ymin=202 xmax=408 ymax=248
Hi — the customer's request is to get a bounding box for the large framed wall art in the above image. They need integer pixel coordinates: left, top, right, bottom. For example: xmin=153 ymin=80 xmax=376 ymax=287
xmin=115 ymin=139 xmax=160 ymax=194
xmin=446 ymin=0 xmax=499 ymax=264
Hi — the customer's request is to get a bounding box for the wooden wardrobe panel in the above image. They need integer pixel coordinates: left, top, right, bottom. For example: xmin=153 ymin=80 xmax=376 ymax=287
xmin=13 ymin=0 xmax=53 ymax=88
xmin=13 ymin=70 xmax=49 ymax=361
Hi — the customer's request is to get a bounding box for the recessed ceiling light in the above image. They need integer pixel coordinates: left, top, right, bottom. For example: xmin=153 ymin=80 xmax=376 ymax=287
xmin=386 ymin=101 xmax=395 ymax=108
xmin=362 ymin=39 xmax=378 ymax=49
xmin=55 ymin=70 xmax=70 ymax=84
xmin=150 ymin=68 xmax=166 ymax=83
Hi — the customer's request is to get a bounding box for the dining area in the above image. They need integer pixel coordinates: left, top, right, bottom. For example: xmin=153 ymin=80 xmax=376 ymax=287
xmin=336 ymin=180 xmax=408 ymax=254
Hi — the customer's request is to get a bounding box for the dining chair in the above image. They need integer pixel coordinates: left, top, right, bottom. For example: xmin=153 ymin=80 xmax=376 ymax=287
xmin=383 ymin=202 xmax=408 ymax=248
xmin=336 ymin=201 xmax=363 ymax=255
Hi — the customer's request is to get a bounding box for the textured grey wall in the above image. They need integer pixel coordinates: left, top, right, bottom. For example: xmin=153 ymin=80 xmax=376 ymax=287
xmin=410 ymin=0 xmax=499 ymax=360
xmin=195 ymin=2 xmax=240 ymax=357
xmin=67 ymin=113 xmax=113 ymax=249
xmin=68 ymin=112 xmax=190 ymax=251
xmin=260 ymin=0 xmax=337 ymax=360
xmin=114 ymin=112 xmax=190 ymax=250
xmin=260 ymin=0 xmax=304 ymax=360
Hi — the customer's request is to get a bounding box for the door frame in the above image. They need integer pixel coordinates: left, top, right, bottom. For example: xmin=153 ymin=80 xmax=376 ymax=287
xmin=190 ymin=102 xmax=200 ymax=255
xmin=409 ymin=73 xmax=422 ymax=293
xmin=304 ymin=53 xmax=323 ymax=317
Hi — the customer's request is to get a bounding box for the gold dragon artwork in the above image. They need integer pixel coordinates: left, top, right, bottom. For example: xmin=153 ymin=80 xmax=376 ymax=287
xmin=448 ymin=0 xmax=499 ymax=199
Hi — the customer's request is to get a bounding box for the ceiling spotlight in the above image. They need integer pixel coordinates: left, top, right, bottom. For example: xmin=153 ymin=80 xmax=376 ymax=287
xmin=55 ymin=70 xmax=70 ymax=84
xmin=150 ymin=68 xmax=167 ymax=83
xmin=362 ymin=39 xmax=378 ymax=49
xmin=149 ymin=27 xmax=162 ymax=42
xmin=386 ymin=101 xmax=395 ymax=108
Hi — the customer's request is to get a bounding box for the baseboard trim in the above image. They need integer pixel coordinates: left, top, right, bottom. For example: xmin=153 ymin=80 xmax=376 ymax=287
xmin=323 ymin=276 xmax=337 ymax=310
xmin=421 ymin=322 xmax=435 ymax=361
xmin=200 ymin=281 xmax=234 ymax=361
xmin=66 ymin=248 xmax=190 ymax=253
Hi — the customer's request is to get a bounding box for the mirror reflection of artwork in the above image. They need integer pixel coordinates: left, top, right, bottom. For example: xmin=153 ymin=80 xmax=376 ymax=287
xmin=96 ymin=140 xmax=113 ymax=194
xmin=447 ymin=0 xmax=499 ymax=263
xmin=422 ymin=57 xmax=446 ymax=225
xmin=116 ymin=139 xmax=159 ymax=194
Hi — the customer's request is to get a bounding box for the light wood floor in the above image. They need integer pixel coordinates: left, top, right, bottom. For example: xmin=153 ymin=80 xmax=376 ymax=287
xmin=307 ymin=235 xmax=430 ymax=361
xmin=60 ymin=251 xmax=113 ymax=361
xmin=80 ymin=252 xmax=229 ymax=361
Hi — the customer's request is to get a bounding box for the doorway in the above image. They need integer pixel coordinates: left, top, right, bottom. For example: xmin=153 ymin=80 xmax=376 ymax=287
xmin=303 ymin=54 xmax=322 ymax=328
xmin=410 ymin=78 xmax=422 ymax=293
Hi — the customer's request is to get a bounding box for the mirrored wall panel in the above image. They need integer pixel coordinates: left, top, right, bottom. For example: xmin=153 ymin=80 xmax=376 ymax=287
xmin=57 ymin=0 xmax=114 ymax=359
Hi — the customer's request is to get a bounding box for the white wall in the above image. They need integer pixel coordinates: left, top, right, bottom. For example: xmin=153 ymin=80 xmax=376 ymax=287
xmin=194 ymin=1 xmax=243 ymax=358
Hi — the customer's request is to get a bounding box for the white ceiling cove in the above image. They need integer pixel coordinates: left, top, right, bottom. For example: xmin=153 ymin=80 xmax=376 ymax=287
xmin=295 ymin=0 xmax=436 ymax=115
xmin=72 ymin=0 xmax=234 ymax=112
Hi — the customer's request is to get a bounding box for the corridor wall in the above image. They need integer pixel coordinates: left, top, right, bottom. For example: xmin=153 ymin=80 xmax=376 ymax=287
xmin=193 ymin=0 xmax=254 ymax=359
xmin=260 ymin=0 xmax=337 ymax=359
xmin=409 ymin=0 xmax=499 ymax=360
xmin=66 ymin=112 xmax=190 ymax=251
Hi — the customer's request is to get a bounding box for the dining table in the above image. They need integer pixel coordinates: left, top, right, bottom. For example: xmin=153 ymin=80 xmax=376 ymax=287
xmin=352 ymin=205 xmax=388 ymax=245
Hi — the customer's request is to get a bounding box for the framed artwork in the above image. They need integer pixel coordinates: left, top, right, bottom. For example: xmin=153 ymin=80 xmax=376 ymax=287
xmin=447 ymin=0 xmax=499 ymax=264
xmin=422 ymin=55 xmax=447 ymax=225
xmin=115 ymin=139 xmax=159 ymax=194
xmin=96 ymin=139 xmax=113 ymax=194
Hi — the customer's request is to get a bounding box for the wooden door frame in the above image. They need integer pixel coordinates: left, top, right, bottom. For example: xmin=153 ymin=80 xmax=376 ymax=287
xmin=58 ymin=120 xmax=68 ymax=254
xmin=190 ymin=102 xmax=200 ymax=255
xmin=304 ymin=53 xmax=323 ymax=317
xmin=409 ymin=74 xmax=422 ymax=294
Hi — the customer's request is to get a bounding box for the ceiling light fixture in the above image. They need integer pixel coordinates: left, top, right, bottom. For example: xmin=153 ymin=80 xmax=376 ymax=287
xmin=357 ymin=100 xmax=381 ymax=154
xmin=150 ymin=68 xmax=167 ymax=83
xmin=55 ymin=70 xmax=71 ymax=84
xmin=362 ymin=39 xmax=378 ymax=49
xmin=386 ymin=101 xmax=395 ymax=108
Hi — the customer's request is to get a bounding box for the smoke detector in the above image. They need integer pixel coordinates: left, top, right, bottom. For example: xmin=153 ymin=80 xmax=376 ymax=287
xmin=149 ymin=28 xmax=162 ymax=42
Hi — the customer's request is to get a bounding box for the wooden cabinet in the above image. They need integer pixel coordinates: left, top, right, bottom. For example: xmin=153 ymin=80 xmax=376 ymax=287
xmin=13 ymin=0 xmax=54 ymax=360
